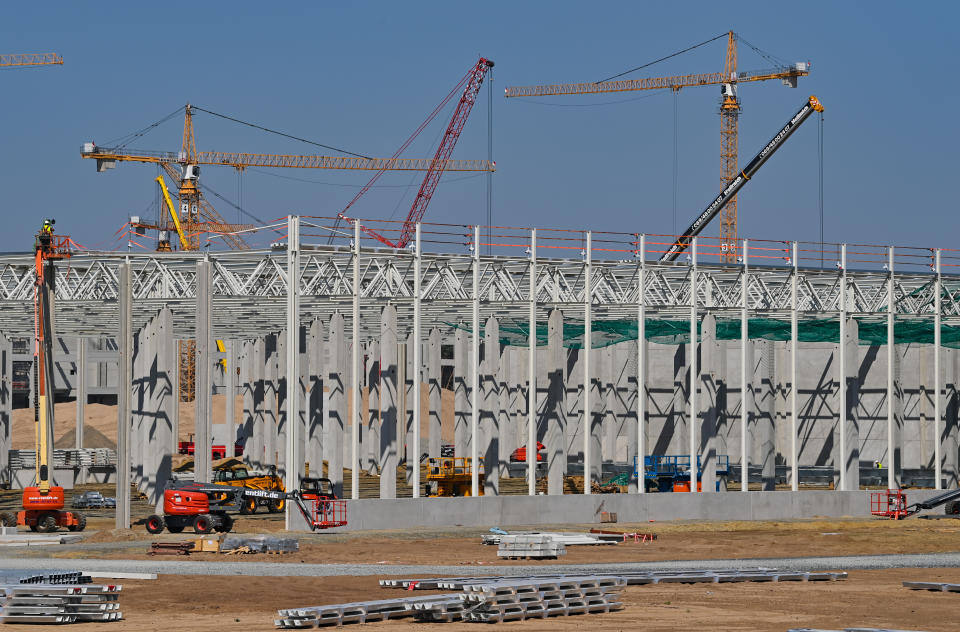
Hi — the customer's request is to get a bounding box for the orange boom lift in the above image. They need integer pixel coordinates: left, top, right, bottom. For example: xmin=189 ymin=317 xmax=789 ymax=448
xmin=15 ymin=222 xmax=86 ymax=532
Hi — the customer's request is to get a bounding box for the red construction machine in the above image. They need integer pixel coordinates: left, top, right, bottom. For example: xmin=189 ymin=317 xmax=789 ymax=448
xmin=0 ymin=222 xmax=86 ymax=533
xmin=870 ymin=488 xmax=960 ymax=520
xmin=145 ymin=479 xmax=346 ymax=534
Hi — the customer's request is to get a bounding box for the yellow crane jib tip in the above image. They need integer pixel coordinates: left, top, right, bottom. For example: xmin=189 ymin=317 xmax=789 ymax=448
xmin=809 ymin=95 xmax=825 ymax=112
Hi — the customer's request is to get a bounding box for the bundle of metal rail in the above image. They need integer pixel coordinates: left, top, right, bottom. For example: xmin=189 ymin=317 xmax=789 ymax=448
xmin=274 ymin=576 xmax=624 ymax=628
xmin=0 ymin=571 xmax=122 ymax=624
xmin=379 ymin=568 xmax=848 ymax=589
xmin=276 ymin=569 xmax=848 ymax=627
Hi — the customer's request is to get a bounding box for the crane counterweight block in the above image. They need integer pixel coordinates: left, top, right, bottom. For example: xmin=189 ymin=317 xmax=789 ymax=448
xmin=659 ymin=95 xmax=824 ymax=264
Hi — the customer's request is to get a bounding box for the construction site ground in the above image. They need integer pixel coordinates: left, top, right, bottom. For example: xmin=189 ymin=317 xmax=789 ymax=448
xmin=10 ymin=401 xmax=960 ymax=629
xmin=5 ymin=513 xmax=960 ymax=631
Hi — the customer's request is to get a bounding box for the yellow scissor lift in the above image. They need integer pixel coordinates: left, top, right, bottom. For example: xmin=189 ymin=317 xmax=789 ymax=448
xmin=426 ymin=457 xmax=484 ymax=497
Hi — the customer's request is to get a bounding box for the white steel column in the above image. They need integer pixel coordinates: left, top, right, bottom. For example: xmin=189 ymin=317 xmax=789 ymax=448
xmin=583 ymin=231 xmax=592 ymax=494
xmin=637 ymin=234 xmax=646 ymax=494
xmin=116 ymin=263 xmax=131 ymax=530
xmin=690 ymin=238 xmax=698 ymax=491
xmin=741 ymin=239 xmax=749 ymax=492
xmin=413 ymin=224 xmax=422 ymax=498
xmin=935 ymin=249 xmax=942 ymax=490
xmin=351 ymin=220 xmax=360 ymax=500
xmin=472 ymin=225 xmax=480 ymax=497
xmin=887 ymin=246 xmax=896 ymax=491
xmin=839 ymin=244 xmax=847 ymax=491
xmin=527 ymin=228 xmax=537 ymax=496
xmin=790 ymin=241 xmax=799 ymax=491
xmin=284 ymin=215 xmax=300 ymax=530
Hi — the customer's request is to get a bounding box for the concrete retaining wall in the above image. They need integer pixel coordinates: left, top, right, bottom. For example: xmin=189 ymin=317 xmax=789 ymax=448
xmin=297 ymin=488 xmax=947 ymax=532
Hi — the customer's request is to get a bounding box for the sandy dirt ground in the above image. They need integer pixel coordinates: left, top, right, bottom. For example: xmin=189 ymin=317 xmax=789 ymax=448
xmin=41 ymin=514 xmax=960 ymax=567
xmin=5 ymin=516 xmax=960 ymax=630
xmin=14 ymin=387 xmax=458 ymax=450
xmin=3 ymin=567 xmax=960 ymax=632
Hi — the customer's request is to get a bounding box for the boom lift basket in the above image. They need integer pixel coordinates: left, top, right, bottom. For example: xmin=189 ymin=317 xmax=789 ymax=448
xmin=870 ymin=489 xmax=908 ymax=520
xmin=308 ymin=499 xmax=347 ymax=529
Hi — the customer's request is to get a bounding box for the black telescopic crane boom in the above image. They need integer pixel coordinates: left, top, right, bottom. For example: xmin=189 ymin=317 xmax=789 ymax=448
xmin=659 ymin=95 xmax=825 ymax=263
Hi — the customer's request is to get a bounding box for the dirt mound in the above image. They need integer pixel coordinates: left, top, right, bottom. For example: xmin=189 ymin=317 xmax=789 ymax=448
xmin=55 ymin=425 xmax=116 ymax=450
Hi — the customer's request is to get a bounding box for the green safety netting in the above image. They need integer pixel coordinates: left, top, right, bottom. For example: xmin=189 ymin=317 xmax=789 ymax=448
xmin=447 ymin=318 xmax=960 ymax=349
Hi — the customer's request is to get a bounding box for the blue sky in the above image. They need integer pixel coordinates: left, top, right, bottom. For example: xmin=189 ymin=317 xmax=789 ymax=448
xmin=1 ymin=2 xmax=955 ymax=254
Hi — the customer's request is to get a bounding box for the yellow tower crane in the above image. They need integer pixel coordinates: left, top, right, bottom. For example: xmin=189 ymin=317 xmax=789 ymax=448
xmin=82 ymin=104 xmax=494 ymax=251
xmin=0 ymin=53 xmax=63 ymax=68
xmin=505 ymin=32 xmax=809 ymax=260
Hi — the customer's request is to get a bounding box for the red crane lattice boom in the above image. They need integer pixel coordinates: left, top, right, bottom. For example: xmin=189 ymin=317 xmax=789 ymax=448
xmin=338 ymin=57 xmax=494 ymax=249
xmin=398 ymin=57 xmax=494 ymax=248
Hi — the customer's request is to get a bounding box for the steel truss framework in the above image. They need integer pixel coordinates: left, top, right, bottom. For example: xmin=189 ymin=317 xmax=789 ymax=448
xmin=4 ymin=217 xmax=959 ymax=505
xmin=0 ymin=236 xmax=955 ymax=338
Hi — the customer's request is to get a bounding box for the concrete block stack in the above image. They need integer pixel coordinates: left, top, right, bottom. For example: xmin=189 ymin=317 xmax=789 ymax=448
xmin=496 ymin=534 xmax=566 ymax=559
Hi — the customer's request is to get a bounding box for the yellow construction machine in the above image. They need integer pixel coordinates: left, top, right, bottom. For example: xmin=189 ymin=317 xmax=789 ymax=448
xmin=426 ymin=457 xmax=484 ymax=497
xmin=211 ymin=462 xmax=286 ymax=514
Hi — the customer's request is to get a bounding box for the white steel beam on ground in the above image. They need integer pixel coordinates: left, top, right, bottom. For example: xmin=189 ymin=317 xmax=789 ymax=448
xmin=791 ymin=241 xmax=799 ymax=491
xmin=527 ymin=228 xmax=537 ymax=496
xmin=583 ymin=231 xmax=591 ymax=495
xmin=352 ymin=221 xmax=361 ymax=500
xmin=741 ymin=239 xmax=749 ymax=492
xmin=285 ymin=215 xmax=301 ymax=529
xmin=115 ymin=262 xmax=131 ymax=530
xmin=472 ymin=225 xmax=480 ymax=497
xmin=935 ymin=249 xmax=942 ymax=490
xmin=690 ymin=238 xmax=698 ymax=492
xmin=413 ymin=224 xmax=422 ymax=498
xmin=636 ymin=234 xmax=646 ymax=494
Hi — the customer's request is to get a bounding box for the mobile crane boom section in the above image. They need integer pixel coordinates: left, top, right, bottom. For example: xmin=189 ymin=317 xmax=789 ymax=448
xmin=659 ymin=95 xmax=824 ymax=263
xmin=155 ymin=176 xmax=190 ymax=250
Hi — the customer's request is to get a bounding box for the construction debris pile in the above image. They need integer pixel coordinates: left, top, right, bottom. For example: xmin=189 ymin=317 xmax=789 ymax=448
xmin=0 ymin=570 xmax=122 ymax=624
xmin=221 ymin=535 xmax=298 ymax=554
xmin=275 ymin=568 xmax=848 ymax=628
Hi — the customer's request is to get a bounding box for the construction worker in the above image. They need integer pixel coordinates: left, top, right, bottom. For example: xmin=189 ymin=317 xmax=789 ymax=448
xmin=36 ymin=219 xmax=55 ymax=251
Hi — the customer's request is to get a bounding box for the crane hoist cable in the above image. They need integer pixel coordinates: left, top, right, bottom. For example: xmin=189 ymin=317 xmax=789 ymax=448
xmin=189 ymin=106 xmax=372 ymax=159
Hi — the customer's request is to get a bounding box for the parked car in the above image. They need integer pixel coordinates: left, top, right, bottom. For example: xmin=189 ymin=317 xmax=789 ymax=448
xmin=71 ymin=491 xmax=117 ymax=509
xmin=71 ymin=491 xmax=105 ymax=508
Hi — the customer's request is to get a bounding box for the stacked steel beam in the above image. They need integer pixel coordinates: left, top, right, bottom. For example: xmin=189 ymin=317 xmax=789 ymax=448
xmin=275 ymin=576 xmax=623 ymax=628
xmin=0 ymin=583 xmax=123 ymax=624
xmin=496 ymin=534 xmax=567 ymax=559
xmin=381 ymin=568 xmax=847 ymax=589
xmin=457 ymin=576 xmax=624 ymax=623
